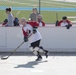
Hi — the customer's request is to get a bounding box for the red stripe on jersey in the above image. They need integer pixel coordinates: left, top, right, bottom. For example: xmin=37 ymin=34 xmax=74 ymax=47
xmin=22 ymin=27 xmax=28 ymax=37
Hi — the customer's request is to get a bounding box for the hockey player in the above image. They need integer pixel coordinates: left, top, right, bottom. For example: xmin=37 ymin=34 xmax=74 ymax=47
xmin=21 ymin=18 xmax=48 ymax=61
xmin=58 ymin=16 xmax=72 ymax=29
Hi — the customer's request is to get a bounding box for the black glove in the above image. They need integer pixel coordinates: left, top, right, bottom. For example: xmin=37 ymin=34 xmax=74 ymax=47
xmin=33 ymin=27 xmax=37 ymax=34
xmin=66 ymin=24 xmax=72 ymax=29
xmin=24 ymin=37 xmax=28 ymax=42
xmin=28 ymin=30 xmax=31 ymax=34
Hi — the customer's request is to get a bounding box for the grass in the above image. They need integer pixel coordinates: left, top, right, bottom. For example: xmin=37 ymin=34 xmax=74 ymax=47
xmin=0 ymin=0 xmax=76 ymax=8
xmin=0 ymin=10 xmax=76 ymax=23
xmin=0 ymin=0 xmax=76 ymax=23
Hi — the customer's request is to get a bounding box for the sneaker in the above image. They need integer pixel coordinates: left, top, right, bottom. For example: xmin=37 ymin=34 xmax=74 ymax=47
xmin=44 ymin=50 xmax=49 ymax=58
xmin=36 ymin=55 xmax=42 ymax=61
xmin=40 ymin=46 xmax=49 ymax=58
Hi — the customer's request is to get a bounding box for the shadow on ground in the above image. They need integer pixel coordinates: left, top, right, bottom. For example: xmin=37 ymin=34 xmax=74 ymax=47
xmin=14 ymin=60 xmax=48 ymax=68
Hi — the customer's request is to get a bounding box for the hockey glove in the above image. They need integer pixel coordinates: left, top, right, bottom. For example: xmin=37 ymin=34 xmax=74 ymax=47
xmin=66 ymin=24 xmax=72 ymax=29
xmin=33 ymin=27 xmax=37 ymax=34
xmin=24 ymin=37 xmax=28 ymax=42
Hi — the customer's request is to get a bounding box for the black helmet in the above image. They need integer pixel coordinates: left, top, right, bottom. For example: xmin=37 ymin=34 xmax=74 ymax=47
xmin=62 ymin=16 xmax=67 ymax=20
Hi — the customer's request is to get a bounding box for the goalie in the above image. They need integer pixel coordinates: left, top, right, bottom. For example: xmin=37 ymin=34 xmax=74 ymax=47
xmin=21 ymin=18 xmax=48 ymax=61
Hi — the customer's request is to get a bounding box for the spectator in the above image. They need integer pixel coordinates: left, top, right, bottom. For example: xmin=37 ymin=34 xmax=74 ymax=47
xmin=38 ymin=15 xmax=45 ymax=27
xmin=5 ymin=7 xmax=14 ymax=26
xmin=58 ymin=16 xmax=72 ymax=29
xmin=29 ymin=8 xmax=39 ymax=22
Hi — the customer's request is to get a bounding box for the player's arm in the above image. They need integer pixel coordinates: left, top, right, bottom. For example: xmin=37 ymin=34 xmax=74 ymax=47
xmin=66 ymin=20 xmax=72 ymax=29
xmin=58 ymin=20 xmax=63 ymax=26
xmin=22 ymin=27 xmax=29 ymax=42
xmin=41 ymin=21 xmax=45 ymax=26
xmin=67 ymin=20 xmax=72 ymax=25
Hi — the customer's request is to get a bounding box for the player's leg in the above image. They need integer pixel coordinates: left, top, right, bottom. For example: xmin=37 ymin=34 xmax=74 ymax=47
xmin=35 ymin=40 xmax=49 ymax=58
xmin=30 ymin=47 xmax=42 ymax=61
xmin=39 ymin=46 xmax=49 ymax=58
xmin=30 ymin=40 xmax=42 ymax=61
xmin=30 ymin=40 xmax=48 ymax=59
xmin=34 ymin=46 xmax=49 ymax=58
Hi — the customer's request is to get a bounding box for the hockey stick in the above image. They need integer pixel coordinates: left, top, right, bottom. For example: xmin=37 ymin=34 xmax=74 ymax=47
xmin=55 ymin=12 xmax=59 ymax=26
xmin=1 ymin=41 xmax=25 ymax=60
xmin=1 ymin=33 xmax=33 ymax=60
xmin=16 ymin=11 xmax=20 ymax=17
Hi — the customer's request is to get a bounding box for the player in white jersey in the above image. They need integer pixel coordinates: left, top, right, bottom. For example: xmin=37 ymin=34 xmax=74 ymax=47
xmin=58 ymin=16 xmax=72 ymax=29
xmin=21 ymin=18 xmax=48 ymax=61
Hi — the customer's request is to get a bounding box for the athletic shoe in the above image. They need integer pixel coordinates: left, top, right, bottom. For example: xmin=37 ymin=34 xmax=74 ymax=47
xmin=36 ymin=55 xmax=42 ymax=61
xmin=40 ymin=46 xmax=49 ymax=58
xmin=45 ymin=50 xmax=49 ymax=58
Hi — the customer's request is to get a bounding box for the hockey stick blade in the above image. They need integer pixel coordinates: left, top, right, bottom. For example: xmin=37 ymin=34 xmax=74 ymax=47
xmin=1 ymin=56 xmax=8 ymax=60
xmin=1 ymin=41 xmax=25 ymax=60
xmin=1 ymin=34 xmax=33 ymax=60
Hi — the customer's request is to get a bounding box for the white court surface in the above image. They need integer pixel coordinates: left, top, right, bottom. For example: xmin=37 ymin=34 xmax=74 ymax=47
xmin=0 ymin=53 xmax=76 ymax=75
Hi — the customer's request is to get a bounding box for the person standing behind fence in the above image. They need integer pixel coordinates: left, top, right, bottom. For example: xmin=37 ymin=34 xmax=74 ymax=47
xmin=5 ymin=7 xmax=14 ymax=26
xmin=29 ymin=8 xmax=39 ymax=22
xmin=38 ymin=15 xmax=45 ymax=27
xmin=58 ymin=16 xmax=72 ymax=29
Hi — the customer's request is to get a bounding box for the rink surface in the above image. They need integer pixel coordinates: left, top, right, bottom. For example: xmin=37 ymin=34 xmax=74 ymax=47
xmin=0 ymin=52 xmax=76 ymax=75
